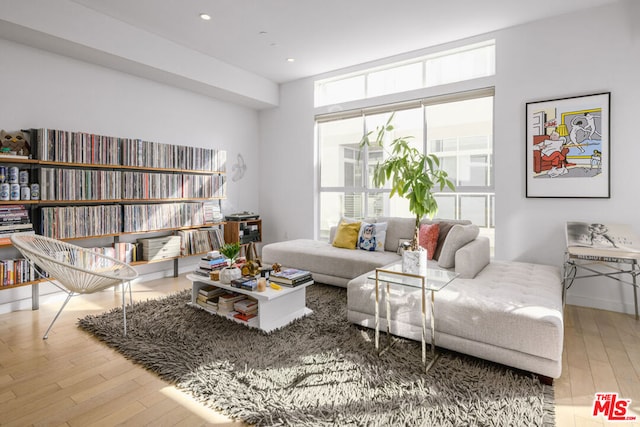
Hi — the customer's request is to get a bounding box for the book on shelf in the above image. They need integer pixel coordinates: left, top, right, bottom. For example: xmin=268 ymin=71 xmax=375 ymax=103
xmin=269 ymin=268 xmax=313 ymax=285
xmin=0 ymin=223 xmax=33 ymax=231
xmin=233 ymin=312 xmax=257 ymax=322
xmin=205 ymin=298 xmax=219 ymax=310
xmin=234 ymin=298 xmax=258 ymax=314
xmin=0 ymin=206 xmax=30 ymax=231
xmin=217 ymin=292 xmax=247 ymax=314
xmin=203 ymin=202 xmax=223 ymax=222
xmin=1 ymin=258 xmax=36 ymax=286
xmin=198 ymin=285 xmax=220 ymax=297
xmin=565 ymin=222 xmax=640 ymax=260
xmin=198 ymin=284 xmax=223 ymax=297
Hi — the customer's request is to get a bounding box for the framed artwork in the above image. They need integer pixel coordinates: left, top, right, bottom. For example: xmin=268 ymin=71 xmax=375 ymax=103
xmin=525 ymin=92 xmax=610 ymax=198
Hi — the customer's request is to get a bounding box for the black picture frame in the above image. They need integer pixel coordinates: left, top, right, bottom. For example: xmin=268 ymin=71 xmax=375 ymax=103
xmin=525 ymin=92 xmax=610 ymax=198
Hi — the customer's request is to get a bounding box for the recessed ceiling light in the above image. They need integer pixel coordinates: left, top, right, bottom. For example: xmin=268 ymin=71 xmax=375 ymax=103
xmin=287 ymin=58 xmax=295 ymax=62
xmin=199 ymin=13 xmax=211 ymax=20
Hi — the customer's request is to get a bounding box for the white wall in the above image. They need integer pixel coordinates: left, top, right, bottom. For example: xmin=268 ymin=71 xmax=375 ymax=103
xmin=0 ymin=38 xmax=260 ymax=312
xmin=259 ymin=0 xmax=640 ymax=315
xmin=258 ymin=79 xmax=316 ymax=244
xmin=494 ymin=0 xmax=640 ymax=314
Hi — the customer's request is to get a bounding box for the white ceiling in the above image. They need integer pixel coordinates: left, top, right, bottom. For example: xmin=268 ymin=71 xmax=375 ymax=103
xmin=69 ymin=0 xmax=619 ymax=84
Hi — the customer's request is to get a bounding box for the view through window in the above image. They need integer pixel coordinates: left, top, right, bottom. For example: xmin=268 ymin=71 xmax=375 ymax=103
xmin=318 ymin=94 xmax=494 ymax=247
xmin=316 ymin=41 xmax=495 ymax=248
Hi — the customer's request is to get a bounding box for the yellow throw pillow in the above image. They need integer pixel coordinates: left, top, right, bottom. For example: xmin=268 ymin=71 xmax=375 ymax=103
xmin=332 ymin=221 xmax=361 ymax=249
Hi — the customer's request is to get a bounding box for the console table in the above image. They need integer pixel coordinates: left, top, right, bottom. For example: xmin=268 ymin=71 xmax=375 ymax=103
xmin=564 ymin=249 xmax=639 ymax=320
xmin=564 ymin=222 xmax=640 ymax=320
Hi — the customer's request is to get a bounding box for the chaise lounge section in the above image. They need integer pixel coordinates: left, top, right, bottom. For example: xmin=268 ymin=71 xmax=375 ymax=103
xmin=261 ymin=216 xmax=564 ymax=379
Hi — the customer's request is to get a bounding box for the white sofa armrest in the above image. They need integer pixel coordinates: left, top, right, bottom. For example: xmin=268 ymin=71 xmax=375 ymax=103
xmin=455 ymin=237 xmax=490 ymax=279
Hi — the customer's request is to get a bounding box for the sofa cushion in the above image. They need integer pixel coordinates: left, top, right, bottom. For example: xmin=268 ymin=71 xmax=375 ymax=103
xmin=332 ymin=221 xmax=361 ymax=249
xmin=432 ymin=219 xmax=472 ymax=260
xmin=377 ymin=217 xmax=416 ymax=252
xmin=357 ymin=222 xmax=387 ymax=252
xmin=437 ymin=224 xmax=480 ymax=268
xmin=419 ymin=223 xmax=439 ymax=260
xmin=262 ymin=239 xmax=401 ymax=282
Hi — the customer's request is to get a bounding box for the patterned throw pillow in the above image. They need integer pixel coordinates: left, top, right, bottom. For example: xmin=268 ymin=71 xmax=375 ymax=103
xmin=332 ymin=221 xmax=361 ymax=249
xmin=419 ymin=223 xmax=440 ymax=260
xmin=357 ymin=222 xmax=388 ymax=252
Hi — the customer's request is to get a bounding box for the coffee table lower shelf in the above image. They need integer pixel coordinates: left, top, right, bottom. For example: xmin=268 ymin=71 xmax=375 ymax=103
xmin=186 ymin=273 xmax=313 ymax=332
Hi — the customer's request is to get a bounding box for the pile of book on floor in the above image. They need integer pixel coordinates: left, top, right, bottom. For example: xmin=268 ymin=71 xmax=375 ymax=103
xmin=269 ymin=268 xmax=313 ymax=287
xmin=193 ymin=250 xmax=228 ymax=277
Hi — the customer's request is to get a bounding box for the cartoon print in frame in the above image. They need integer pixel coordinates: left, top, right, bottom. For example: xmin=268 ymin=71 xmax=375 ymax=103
xmin=526 ymin=92 xmax=610 ymax=198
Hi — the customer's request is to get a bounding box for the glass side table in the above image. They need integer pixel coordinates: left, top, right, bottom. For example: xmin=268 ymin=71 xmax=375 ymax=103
xmin=369 ymin=263 xmax=459 ymax=373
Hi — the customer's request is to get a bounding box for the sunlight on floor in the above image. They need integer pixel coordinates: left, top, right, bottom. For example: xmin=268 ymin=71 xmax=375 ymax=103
xmin=160 ymin=386 xmax=242 ymax=426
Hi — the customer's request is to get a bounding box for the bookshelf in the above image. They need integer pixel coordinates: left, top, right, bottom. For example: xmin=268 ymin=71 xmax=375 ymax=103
xmin=0 ymin=127 xmax=228 ymax=300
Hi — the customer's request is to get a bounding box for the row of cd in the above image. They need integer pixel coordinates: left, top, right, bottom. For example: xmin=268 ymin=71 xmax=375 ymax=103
xmin=34 ymin=128 xmax=227 ymax=172
xmin=37 ymin=169 xmax=226 ymax=201
xmin=39 ymin=202 xmax=221 ymax=238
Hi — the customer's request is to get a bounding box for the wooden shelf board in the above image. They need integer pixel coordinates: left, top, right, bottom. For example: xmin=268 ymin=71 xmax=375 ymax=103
xmin=1 ymin=279 xmax=45 ymax=290
xmin=0 ymin=157 xmax=38 ymax=164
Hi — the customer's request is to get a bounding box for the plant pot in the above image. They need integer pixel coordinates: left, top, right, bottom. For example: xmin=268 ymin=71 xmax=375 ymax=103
xmin=219 ymin=266 xmax=242 ymax=284
xmin=402 ymin=248 xmax=427 ymax=276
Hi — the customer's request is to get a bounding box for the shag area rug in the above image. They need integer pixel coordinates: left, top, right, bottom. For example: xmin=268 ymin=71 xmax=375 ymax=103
xmin=78 ymin=284 xmax=554 ymax=426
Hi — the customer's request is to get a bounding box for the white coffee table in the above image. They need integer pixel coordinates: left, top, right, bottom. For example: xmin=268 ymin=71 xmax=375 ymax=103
xmin=369 ymin=263 xmax=458 ymax=372
xmin=186 ymin=273 xmax=313 ymax=332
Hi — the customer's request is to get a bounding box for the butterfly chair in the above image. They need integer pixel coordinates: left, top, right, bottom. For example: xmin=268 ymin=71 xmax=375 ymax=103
xmin=11 ymin=234 xmax=139 ymax=339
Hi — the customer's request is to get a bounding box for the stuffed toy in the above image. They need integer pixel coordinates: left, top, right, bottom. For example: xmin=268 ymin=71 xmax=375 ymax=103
xmin=0 ymin=130 xmax=31 ymax=156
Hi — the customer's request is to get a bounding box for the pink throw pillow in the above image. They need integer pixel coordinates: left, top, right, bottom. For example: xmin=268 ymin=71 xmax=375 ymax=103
xmin=419 ymin=223 xmax=440 ymax=260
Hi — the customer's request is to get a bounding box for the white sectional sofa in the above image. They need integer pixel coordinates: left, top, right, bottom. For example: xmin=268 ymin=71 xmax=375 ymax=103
xmin=261 ymin=216 xmax=564 ymax=380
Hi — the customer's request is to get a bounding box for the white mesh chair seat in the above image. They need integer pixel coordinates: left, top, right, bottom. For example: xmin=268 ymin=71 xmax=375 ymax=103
xmin=11 ymin=234 xmax=139 ymax=339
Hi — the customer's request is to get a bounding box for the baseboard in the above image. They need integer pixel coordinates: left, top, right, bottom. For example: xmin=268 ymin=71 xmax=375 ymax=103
xmin=0 ymin=262 xmax=199 ymax=315
xmin=565 ymin=294 xmax=638 ymax=316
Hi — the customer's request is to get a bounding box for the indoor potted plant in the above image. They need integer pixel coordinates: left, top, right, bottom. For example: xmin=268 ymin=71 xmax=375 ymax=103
xmin=219 ymin=242 xmax=242 ymax=284
xmin=360 ymin=113 xmax=455 ymax=274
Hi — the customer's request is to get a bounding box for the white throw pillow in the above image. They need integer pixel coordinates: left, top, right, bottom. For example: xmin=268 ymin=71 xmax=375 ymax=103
xmin=437 ymin=224 xmax=480 ymax=268
xmin=357 ymin=222 xmax=387 ymax=252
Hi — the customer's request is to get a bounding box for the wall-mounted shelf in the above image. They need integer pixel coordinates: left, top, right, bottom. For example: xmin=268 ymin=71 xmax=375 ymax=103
xmin=0 ymin=127 xmax=230 ymax=305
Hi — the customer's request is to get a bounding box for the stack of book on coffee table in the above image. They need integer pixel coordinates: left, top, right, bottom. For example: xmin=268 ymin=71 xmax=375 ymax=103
xmin=269 ymin=268 xmax=313 ymax=287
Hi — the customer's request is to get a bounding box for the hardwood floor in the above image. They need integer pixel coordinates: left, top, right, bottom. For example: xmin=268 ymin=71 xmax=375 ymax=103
xmin=1 ymin=274 xmax=639 ymax=426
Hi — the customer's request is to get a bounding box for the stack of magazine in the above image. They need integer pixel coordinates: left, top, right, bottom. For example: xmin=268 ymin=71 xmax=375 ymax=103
xmin=565 ymin=221 xmax=640 ymax=261
xmin=269 ymin=268 xmax=313 ymax=287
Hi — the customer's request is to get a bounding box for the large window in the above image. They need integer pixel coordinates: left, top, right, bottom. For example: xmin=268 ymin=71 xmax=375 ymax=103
xmin=317 ymin=91 xmax=494 ymax=246
xmin=315 ymin=40 xmax=495 ymax=107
